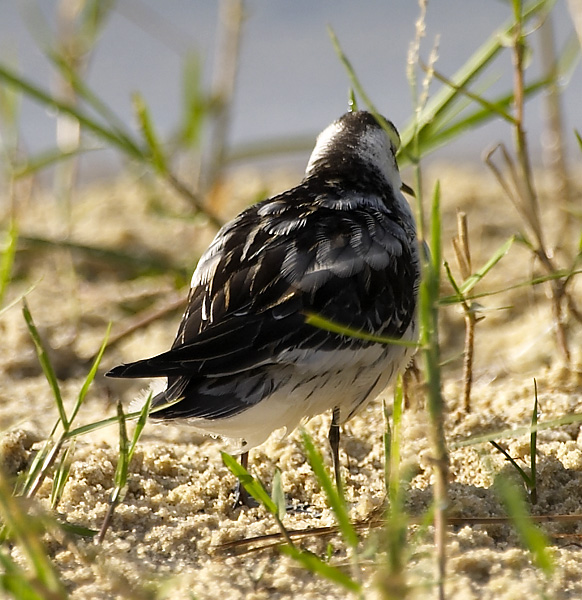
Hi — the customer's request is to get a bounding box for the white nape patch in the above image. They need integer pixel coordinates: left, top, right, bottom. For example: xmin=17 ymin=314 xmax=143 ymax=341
xmin=305 ymin=119 xmax=345 ymax=174
xmin=129 ymin=379 xmax=167 ymax=413
xmin=305 ymin=117 xmax=403 ymax=198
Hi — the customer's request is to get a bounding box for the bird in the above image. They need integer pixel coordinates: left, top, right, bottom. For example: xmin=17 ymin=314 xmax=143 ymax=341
xmin=106 ymin=110 xmax=420 ymax=506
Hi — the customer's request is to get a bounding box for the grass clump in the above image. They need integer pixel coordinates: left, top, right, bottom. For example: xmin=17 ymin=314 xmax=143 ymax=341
xmin=17 ymin=302 xmax=110 ymax=502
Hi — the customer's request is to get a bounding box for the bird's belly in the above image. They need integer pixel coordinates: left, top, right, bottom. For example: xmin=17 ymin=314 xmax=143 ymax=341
xmin=183 ymin=339 xmax=414 ymax=452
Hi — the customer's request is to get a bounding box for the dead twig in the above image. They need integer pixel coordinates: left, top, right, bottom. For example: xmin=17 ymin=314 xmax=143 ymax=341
xmin=217 ymin=513 xmax=582 ymax=556
xmin=99 ymin=291 xmax=187 ymax=358
xmin=452 ymin=211 xmax=477 ymax=413
xmin=484 ymin=144 xmax=572 ymax=362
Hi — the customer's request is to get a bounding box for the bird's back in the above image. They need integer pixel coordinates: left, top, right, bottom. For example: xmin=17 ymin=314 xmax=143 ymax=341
xmin=106 ymin=111 xmax=420 ymax=450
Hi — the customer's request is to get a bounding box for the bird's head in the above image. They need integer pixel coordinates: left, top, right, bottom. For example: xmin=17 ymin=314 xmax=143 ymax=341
xmin=305 ymin=111 xmax=402 ymax=190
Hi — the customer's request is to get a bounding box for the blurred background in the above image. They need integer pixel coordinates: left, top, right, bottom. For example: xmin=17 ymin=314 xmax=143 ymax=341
xmin=1 ymin=0 xmax=580 ymax=183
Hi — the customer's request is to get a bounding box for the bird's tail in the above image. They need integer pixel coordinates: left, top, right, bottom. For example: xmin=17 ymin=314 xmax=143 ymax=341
xmin=129 ymin=377 xmax=189 ymax=419
xmin=106 ymin=359 xmax=166 ymax=379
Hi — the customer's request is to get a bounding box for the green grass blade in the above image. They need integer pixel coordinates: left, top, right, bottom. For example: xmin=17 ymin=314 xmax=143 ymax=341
xmin=271 ymin=469 xmax=286 ymax=520
xmin=0 ymin=62 xmax=143 ymax=159
xmin=530 ymin=379 xmax=539 ymax=503
xmin=109 ymin=393 xmax=151 ymax=506
xmin=389 ymin=377 xmax=404 ymax=508
xmin=97 ymin=396 xmax=151 ymax=544
xmin=399 ymin=77 xmax=549 ymax=163
xmin=453 ymin=411 xmax=582 ymax=449
xmin=431 ymin=182 xmax=442 ymax=271
xmin=440 ymin=266 xmax=582 ymax=306
xmin=0 ymin=57 xmax=22 ymax=135
xmin=0 ymin=550 xmax=50 ymax=600
xmin=24 ymin=434 xmax=67 ymax=500
xmin=383 ymin=377 xmax=409 ymax=587
xmin=0 ymin=219 xmax=18 ymax=306
xmin=15 ymin=436 xmax=52 ymax=497
xmin=425 ymin=50 xmax=575 ymax=141
xmin=383 ymin=398 xmax=392 ymax=497
xmin=489 ymin=441 xmax=533 ymax=489
xmin=281 ymin=546 xmax=361 ymax=593
xmin=460 ymin=236 xmax=515 ymax=295
xmin=575 ymin=129 xmax=582 ymax=151
xmin=64 ymin=410 xmax=143 ymax=440
xmin=133 ymin=92 xmax=168 ymax=174
xmin=50 ymin=441 xmax=75 ymax=509
xmin=327 ymin=26 xmax=377 ymax=114
xmin=0 ymin=472 xmax=66 ymax=598
xmin=496 ymin=478 xmax=553 ymax=574
xmin=348 ymin=88 xmax=358 ymax=111
xmin=78 ymin=0 xmax=116 ymax=37
xmin=22 ymin=300 xmax=67 ymax=429
xmin=96 ymin=404 xmax=129 ymax=544
xmin=452 ymin=23 xmax=581 ymax=133
xmin=14 ymin=146 xmax=100 ymax=178
xmin=443 ymin=261 xmax=464 ymax=304
xmin=429 ymin=67 xmax=516 ymax=124
xmin=127 ymin=392 xmax=152 ymax=466
xmin=60 ymin=522 xmax=97 ymax=538
xmin=177 ymin=53 xmax=207 ymax=149
xmin=111 ymin=402 xmax=130 ymax=505
xmin=399 ymin=0 xmax=557 ymax=160
xmin=304 ymin=313 xmax=419 ymax=348
xmin=328 ymin=26 xmax=401 ymax=150
xmin=418 ymin=180 xmax=447 ymax=595
xmin=221 ymin=452 xmax=278 ymax=514
xmin=301 ymin=430 xmax=359 ymax=549
xmin=0 ymin=282 xmax=38 ymax=319
xmin=71 ymin=322 xmax=112 ymax=425
xmin=47 ymin=50 xmax=131 ymax=140
xmin=19 ymin=234 xmax=186 ymax=278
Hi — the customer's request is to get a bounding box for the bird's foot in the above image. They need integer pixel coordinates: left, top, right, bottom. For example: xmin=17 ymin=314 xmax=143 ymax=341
xmin=285 ymin=501 xmax=322 ymax=518
xmin=232 ymin=481 xmax=259 ymax=509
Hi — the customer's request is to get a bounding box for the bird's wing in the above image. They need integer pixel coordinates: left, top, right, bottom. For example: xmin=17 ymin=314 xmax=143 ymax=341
xmin=107 ymin=184 xmax=418 ymax=380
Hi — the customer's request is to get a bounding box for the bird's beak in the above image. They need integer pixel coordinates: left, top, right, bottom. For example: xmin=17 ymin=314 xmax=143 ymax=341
xmin=400 ymin=182 xmax=415 ymax=197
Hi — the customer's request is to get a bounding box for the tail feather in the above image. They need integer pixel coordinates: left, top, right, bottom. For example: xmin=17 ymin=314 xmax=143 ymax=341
xmin=128 ymin=378 xmax=189 ymax=418
xmin=106 ymin=359 xmax=167 ymax=379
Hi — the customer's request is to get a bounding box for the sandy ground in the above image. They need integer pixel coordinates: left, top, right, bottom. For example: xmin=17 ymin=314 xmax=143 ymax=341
xmin=1 ymin=164 xmax=582 ymax=599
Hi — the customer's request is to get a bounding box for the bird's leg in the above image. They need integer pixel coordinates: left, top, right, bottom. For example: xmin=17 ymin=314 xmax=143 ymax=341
xmin=329 ymin=407 xmax=343 ymax=495
xmin=403 ymin=356 xmax=422 ymax=410
xmin=233 ymin=451 xmax=258 ymax=508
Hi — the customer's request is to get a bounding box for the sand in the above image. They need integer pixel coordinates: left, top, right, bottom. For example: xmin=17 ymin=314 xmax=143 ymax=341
xmin=1 ymin=164 xmax=581 ymax=599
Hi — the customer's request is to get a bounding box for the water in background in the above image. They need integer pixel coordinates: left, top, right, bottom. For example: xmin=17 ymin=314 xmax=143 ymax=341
xmin=1 ymin=1 xmax=580 ymax=179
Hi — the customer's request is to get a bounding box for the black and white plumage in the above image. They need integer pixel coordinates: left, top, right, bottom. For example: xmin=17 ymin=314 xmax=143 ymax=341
xmin=107 ymin=111 xmax=420 ymax=494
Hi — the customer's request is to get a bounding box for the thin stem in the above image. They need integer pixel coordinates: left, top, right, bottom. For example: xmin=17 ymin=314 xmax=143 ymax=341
xmin=462 ymin=312 xmax=476 ymax=413
xmin=165 ymin=172 xmax=224 ymax=229
xmin=422 ymin=183 xmax=448 ymax=600
xmin=205 ymin=0 xmax=244 ymax=191
xmin=538 ymin=14 xmax=572 ymax=239
xmin=512 ymin=10 xmax=540 ymax=238
xmin=451 ymin=212 xmax=476 ymax=413
xmin=510 ymin=2 xmax=570 ymax=362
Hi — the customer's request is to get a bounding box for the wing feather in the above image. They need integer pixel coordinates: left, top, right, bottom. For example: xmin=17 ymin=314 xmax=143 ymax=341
xmin=107 ymin=182 xmax=418 ymax=385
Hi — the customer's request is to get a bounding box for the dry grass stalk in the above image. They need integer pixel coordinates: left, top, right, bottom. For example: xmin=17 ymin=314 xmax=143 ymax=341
xmin=452 ymin=211 xmax=477 ymax=413
xmin=205 ymin=0 xmax=245 ymax=193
